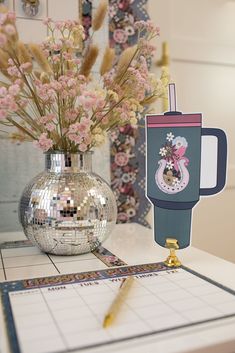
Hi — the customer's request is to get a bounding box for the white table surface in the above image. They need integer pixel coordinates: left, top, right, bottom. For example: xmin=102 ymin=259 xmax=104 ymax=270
xmin=1 ymin=223 xmax=235 ymax=353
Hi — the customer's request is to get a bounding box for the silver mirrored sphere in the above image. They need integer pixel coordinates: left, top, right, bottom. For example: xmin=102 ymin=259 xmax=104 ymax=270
xmin=19 ymin=152 xmax=117 ymax=255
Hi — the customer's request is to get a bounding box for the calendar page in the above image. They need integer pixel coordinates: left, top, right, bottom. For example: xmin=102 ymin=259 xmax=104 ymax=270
xmin=1 ymin=262 xmax=235 ymax=353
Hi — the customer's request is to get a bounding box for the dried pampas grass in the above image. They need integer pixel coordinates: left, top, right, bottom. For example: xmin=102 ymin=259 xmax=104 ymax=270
xmin=40 ymin=72 xmax=50 ymax=84
xmin=28 ymin=43 xmax=52 ymax=74
xmin=79 ymin=44 xmax=99 ymax=77
xmin=0 ymin=49 xmax=10 ymax=78
xmin=115 ymin=45 xmax=137 ymax=80
xmin=100 ymin=47 xmax=115 ymax=76
xmin=18 ymin=42 xmax=32 ymax=64
xmin=92 ymin=0 xmax=108 ymax=31
xmin=0 ymin=5 xmax=8 ymax=14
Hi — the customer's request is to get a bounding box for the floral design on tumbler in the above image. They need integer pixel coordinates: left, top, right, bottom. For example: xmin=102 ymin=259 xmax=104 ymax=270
xmin=155 ymin=132 xmax=190 ymax=194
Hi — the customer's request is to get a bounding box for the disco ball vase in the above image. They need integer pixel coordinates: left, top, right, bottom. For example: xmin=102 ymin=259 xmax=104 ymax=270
xmin=19 ymin=152 xmax=117 ymax=255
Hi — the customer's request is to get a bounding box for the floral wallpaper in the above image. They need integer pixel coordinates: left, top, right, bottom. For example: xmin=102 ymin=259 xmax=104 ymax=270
xmin=109 ymin=0 xmax=151 ymax=227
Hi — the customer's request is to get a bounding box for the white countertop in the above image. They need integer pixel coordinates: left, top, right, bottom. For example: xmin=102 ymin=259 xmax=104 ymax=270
xmin=1 ymin=223 xmax=235 ymax=353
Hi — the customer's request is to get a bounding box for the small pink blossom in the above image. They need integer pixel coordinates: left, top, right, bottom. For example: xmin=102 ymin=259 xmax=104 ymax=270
xmin=78 ymin=91 xmax=105 ymax=111
xmin=50 ymin=80 xmax=62 ymax=91
xmin=52 ymin=41 xmax=62 ymax=51
xmin=55 ymin=21 xmax=64 ymax=30
xmin=39 ymin=114 xmax=56 ymax=124
xmin=45 ymin=123 xmax=55 ymax=132
xmin=36 ymin=133 xmax=53 ymax=152
xmin=0 ymin=110 xmax=7 ymax=120
xmin=65 ymin=109 xmax=78 ymax=121
xmin=0 ymin=13 xmax=7 ymax=25
xmin=43 ymin=49 xmax=50 ymax=58
xmin=73 ymin=58 xmax=81 ymax=65
xmin=63 ymin=52 xmax=72 ymax=60
xmin=68 ymin=133 xmax=83 ymax=144
xmin=4 ymin=24 xmax=16 ymax=35
xmin=43 ymin=17 xmax=52 ymax=25
xmin=79 ymin=143 xmax=88 ymax=152
xmin=134 ymin=20 xmax=160 ymax=36
xmin=7 ymin=12 xmax=16 ymax=22
xmin=0 ymin=87 xmax=7 ymax=96
xmin=64 ymin=39 xmax=73 ymax=48
xmin=7 ymin=65 xmax=20 ymax=77
xmin=8 ymin=84 xmax=20 ymax=96
xmin=52 ymin=55 xmax=60 ymax=63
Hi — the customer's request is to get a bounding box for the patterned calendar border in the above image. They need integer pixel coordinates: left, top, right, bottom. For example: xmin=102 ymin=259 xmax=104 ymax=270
xmin=0 ymin=240 xmax=127 ymax=268
xmin=1 ymin=263 xmax=235 ymax=353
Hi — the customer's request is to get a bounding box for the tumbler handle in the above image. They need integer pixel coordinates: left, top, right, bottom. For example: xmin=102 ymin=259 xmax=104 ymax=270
xmin=200 ymin=128 xmax=227 ymax=196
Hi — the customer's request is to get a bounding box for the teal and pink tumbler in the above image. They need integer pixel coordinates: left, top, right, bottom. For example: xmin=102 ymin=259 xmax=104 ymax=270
xmin=146 ymin=84 xmax=227 ymax=249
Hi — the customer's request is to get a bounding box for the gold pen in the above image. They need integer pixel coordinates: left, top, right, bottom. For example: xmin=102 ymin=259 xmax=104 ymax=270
xmin=103 ymin=276 xmax=134 ymax=328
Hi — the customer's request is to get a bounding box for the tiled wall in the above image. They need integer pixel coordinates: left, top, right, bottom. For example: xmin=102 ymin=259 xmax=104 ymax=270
xmin=0 ymin=0 xmax=110 ymax=232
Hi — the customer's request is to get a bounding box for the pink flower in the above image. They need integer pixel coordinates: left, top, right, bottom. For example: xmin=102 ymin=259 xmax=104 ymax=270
xmin=0 ymin=33 xmax=7 ymax=47
xmin=79 ymin=143 xmax=88 ymax=152
xmin=139 ymin=39 xmax=156 ymax=57
xmin=63 ymin=52 xmax=72 ymax=60
xmin=3 ymin=24 xmax=16 ymax=35
xmin=114 ymin=152 xmax=129 ymax=167
xmin=7 ymin=12 xmax=16 ymax=22
xmin=52 ymin=55 xmax=60 ymax=63
xmin=55 ymin=21 xmax=64 ymax=30
xmin=50 ymin=80 xmax=62 ymax=91
xmin=8 ymin=84 xmax=20 ymax=96
xmin=39 ymin=114 xmax=56 ymax=124
xmin=52 ymin=41 xmax=62 ymax=51
xmin=35 ymin=133 xmax=53 ymax=152
xmin=7 ymin=65 xmax=20 ymax=77
xmin=43 ymin=49 xmax=50 ymax=58
xmin=68 ymin=133 xmax=83 ymax=144
xmin=113 ymin=29 xmax=128 ymax=44
xmin=65 ymin=109 xmax=78 ymax=121
xmin=0 ymin=13 xmax=7 ymax=25
xmin=43 ymin=17 xmax=52 ymax=25
xmin=134 ymin=20 xmax=160 ymax=36
xmin=78 ymin=91 xmax=105 ymax=111
xmin=45 ymin=123 xmax=55 ymax=132
xmin=73 ymin=58 xmax=81 ymax=65
xmin=0 ymin=87 xmax=7 ymax=96
xmin=0 ymin=110 xmax=7 ymax=120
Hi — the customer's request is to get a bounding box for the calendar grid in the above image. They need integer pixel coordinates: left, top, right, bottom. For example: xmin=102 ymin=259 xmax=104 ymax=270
xmin=2 ymin=264 xmax=235 ymax=353
xmin=40 ymin=287 xmax=69 ymax=351
xmin=2 ymin=263 xmax=235 ymax=353
xmin=164 ymin=270 xmax=225 ymax=320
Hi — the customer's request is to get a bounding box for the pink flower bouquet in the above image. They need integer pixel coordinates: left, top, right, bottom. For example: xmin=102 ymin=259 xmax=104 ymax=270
xmin=0 ymin=2 xmax=168 ymax=153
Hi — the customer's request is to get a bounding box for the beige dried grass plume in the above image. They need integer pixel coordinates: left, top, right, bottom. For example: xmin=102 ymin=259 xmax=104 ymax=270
xmin=115 ymin=45 xmax=137 ymax=79
xmin=28 ymin=43 xmax=52 ymax=74
xmin=79 ymin=44 xmax=99 ymax=77
xmin=18 ymin=42 xmax=32 ymax=64
xmin=100 ymin=47 xmax=115 ymax=76
xmin=0 ymin=49 xmax=10 ymax=78
xmin=92 ymin=0 xmax=108 ymax=31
